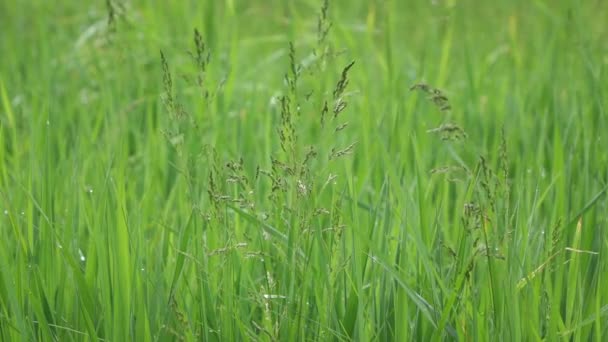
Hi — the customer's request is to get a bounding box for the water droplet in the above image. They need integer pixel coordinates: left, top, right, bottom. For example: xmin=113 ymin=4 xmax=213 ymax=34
xmin=263 ymin=294 xmax=287 ymax=299
xmin=269 ymin=96 xmax=278 ymax=106
xmin=78 ymin=249 xmax=86 ymax=261
xmin=3 ymin=210 xmax=7 ymax=215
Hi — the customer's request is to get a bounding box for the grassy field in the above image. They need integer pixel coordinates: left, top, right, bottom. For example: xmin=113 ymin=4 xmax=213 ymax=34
xmin=1 ymin=0 xmax=607 ymax=340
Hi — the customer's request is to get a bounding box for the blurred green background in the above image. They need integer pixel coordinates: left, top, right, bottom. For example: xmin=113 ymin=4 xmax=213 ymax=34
xmin=1 ymin=1 xmax=607 ymax=341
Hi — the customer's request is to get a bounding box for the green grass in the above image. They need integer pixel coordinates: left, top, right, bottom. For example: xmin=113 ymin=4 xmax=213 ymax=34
xmin=1 ymin=0 xmax=607 ymax=340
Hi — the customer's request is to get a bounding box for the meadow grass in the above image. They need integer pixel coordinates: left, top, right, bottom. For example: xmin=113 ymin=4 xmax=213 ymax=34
xmin=1 ymin=0 xmax=607 ymax=340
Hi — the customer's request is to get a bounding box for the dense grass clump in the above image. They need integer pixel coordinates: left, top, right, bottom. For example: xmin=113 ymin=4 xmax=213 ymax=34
xmin=1 ymin=1 xmax=607 ymax=341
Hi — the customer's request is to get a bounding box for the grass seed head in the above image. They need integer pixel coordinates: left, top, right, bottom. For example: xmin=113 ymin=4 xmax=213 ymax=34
xmin=333 ymin=60 xmax=355 ymax=100
xmin=410 ymin=83 xmax=451 ymax=112
xmin=427 ymin=123 xmax=467 ymax=141
xmin=160 ymin=50 xmax=174 ymax=112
